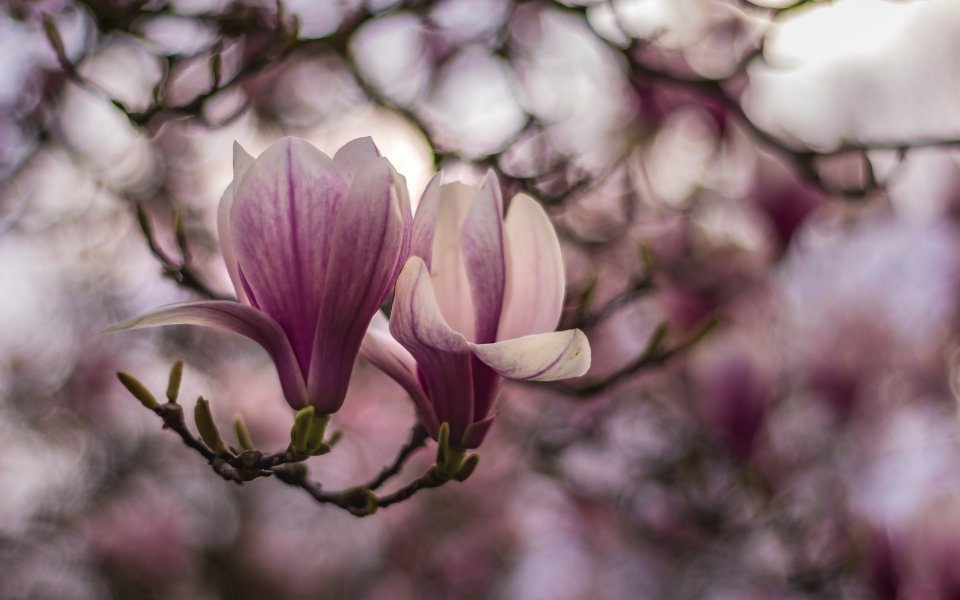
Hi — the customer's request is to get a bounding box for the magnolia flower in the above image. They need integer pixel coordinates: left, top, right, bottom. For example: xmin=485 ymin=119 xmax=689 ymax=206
xmin=110 ymin=137 xmax=411 ymax=413
xmin=361 ymin=173 xmax=590 ymax=449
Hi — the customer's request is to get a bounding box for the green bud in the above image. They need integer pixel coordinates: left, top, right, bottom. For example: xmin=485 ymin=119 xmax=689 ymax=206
xmin=134 ymin=204 xmax=154 ymax=242
xmin=308 ymin=415 xmax=330 ymax=454
xmin=289 ymin=409 xmax=329 ymax=455
xmin=117 ymin=372 xmax=159 ymax=409
xmin=290 ymin=406 xmax=315 ymax=455
xmin=640 ymin=322 xmax=669 ymax=359
xmin=436 ymin=422 xmax=450 ymax=467
xmin=326 ymin=430 xmax=343 ymax=448
xmin=173 ymin=211 xmax=189 ymax=259
xmin=454 ymin=453 xmax=480 ymax=482
xmin=234 ymin=415 xmax=254 ymax=451
xmin=639 ymin=243 xmax=657 ymax=272
xmin=194 ymin=396 xmax=225 ymax=454
xmin=275 ymin=0 xmax=286 ymax=29
xmin=166 ymin=359 xmax=184 ymax=403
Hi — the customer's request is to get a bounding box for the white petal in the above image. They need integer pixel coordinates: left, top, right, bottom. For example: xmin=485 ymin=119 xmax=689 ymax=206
xmin=470 ymin=329 xmax=591 ymax=381
xmin=497 ymin=193 xmax=565 ymax=340
xmin=217 ymin=142 xmax=255 ymax=302
xmin=429 ymin=181 xmax=478 ymax=340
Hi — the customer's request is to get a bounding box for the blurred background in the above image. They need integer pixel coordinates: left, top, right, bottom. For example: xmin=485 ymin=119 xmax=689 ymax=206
xmin=2 ymin=0 xmax=960 ymax=598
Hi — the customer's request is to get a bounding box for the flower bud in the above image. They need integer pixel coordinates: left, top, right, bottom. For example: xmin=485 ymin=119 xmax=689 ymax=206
xmin=117 ymin=372 xmax=159 ymax=410
xmin=454 ymin=453 xmax=480 ymax=482
xmin=289 ymin=407 xmax=330 ymax=456
xmin=234 ymin=415 xmax=254 ymax=451
xmin=166 ymin=359 xmax=184 ymax=403
xmin=436 ymin=422 xmax=450 ymax=467
xmin=194 ymin=396 xmax=225 ymax=454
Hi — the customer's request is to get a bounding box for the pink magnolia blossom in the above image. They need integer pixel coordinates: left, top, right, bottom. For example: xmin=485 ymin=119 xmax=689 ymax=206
xmin=361 ymin=173 xmax=590 ymax=449
xmin=110 ymin=137 xmax=412 ymax=413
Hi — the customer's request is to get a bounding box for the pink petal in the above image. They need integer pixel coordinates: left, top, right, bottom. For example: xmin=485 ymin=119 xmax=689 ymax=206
xmin=391 ymin=165 xmax=414 ymax=284
xmin=306 ymin=157 xmax=408 ymax=413
xmin=410 ymin=172 xmax=442 ymax=267
xmin=106 ymin=301 xmax=308 ymax=408
xmin=217 ymin=142 xmax=255 ymax=303
xmin=332 ymin=136 xmax=381 ymax=182
xmin=460 ymin=171 xmax=506 ymax=344
xmin=359 ymin=312 xmax=439 ymax=435
xmin=230 ymin=137 xmax=348 ymax=373
xmin=428 ymin=181 xmax=478 ymax=340
xmin=462 ymin=414 xmax=496 ymax=449
xmin=470 ymin=329 xmax=591 ymax=381
xmin=497 ymin=193 xmax=566 ymax=340
xmin=390 ymin=256 xmax=475 ymax=444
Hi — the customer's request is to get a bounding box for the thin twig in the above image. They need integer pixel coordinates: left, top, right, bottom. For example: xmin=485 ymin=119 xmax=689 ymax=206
xmin=364 ymin=422 xmax=429 ymax=491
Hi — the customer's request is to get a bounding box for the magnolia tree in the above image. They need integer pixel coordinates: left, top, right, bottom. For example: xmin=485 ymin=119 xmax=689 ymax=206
xmin=2 ymin=0 xmax=960 ymax=598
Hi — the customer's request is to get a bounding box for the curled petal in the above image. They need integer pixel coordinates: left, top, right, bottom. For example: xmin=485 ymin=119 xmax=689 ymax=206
xmin=231 ymin=138 xmax=348 ymax=372
xmin=106 ymin=301 xmax=307 ymax=408
xmin=390 ymin=256 xmax=475 ymax=444
xmin=497 ymin=193 xmax=566 ymax=339
xmin=391 ymin=165 xmax=414 ymax=283
xmin=429 ymin=182 xmax=477 ymax=340
xmin=217 ymin=142 xmax=255 ymax=303
xmin=332 ymin=136 xmax=381 ymax=183
xmin=411 ymin=172 xmax=442 ymax=267
xmin=307 ymin=157 xmax=408 ymax=413
xmin=360 ymin=312 xmax=439 ymax=436
xmin=470 ymin=329 xmax=591 ymax=381
xmin=460 ymin=171 xmax=506 ymax=344
xmin=462 ymin=414 xmax=496 ymax=449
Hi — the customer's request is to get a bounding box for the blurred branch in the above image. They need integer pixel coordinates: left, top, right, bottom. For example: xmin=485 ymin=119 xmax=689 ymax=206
xmin=546 ymin=316 xmax=719 ymax=397
xmin=133 ymin=204 xmax=232 ymax=301
xmin=621 ymin=44 xmax=960 ymax=200
xmin=363 ymin=422 xmax=430 ymax=491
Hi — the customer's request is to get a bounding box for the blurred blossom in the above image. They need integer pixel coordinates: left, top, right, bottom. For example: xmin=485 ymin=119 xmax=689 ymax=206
xmin=138 ymin=15 xmax=219 ymax=57
xmin=694 ymin=341 xmax=771 ymax=460
xmin=749 ymin=153 xmax=824 ymax=250
xmin=512 ymin=6 xmax=635 ymax=169
xmin=351 ymin=13 xmax=431 ymax=106
xmin=751 ymin=0 xmax=960 ymax=148
xmin=430 ymin=0 xmax=510 ymax=43
xmin=85 ymin=488 xmax=194 ymax=582
xmin=283 ymin=0 xmax=342 ymax=40
xmin=425 ymin=48 xmax=526 ymax=157
xmin=778 ymin=216 xmax=960 ymax=410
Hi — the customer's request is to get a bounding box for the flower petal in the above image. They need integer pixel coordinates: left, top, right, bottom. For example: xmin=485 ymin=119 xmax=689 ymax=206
xmin=429 ymin=181 xmax=478 ymax=340
xmin=462 ymin=414 xmax=496 ymax=449
xmin=230 ymin=137 xmax=348 ymax=373
xmin=469 ymin=329 xmax=591 ymax=381
xmin=106 ymin=301 xmax=307 ymax=408
xmin=390 ymin=256 xmax=475 ymax=444
xmin=497 ymin=193 xmax=566 ymax=339
xmin=332 ymin=136 xmax=381 ymax=183
xmin=306 ymin=157 xmax=408 ymax=413
xmin=391 ymin=164 xmax=413 ymax=283
xmin=217 ymin=142 xmax=255 ymax=303
xmin=359 ymin=312 xmax=439 ymax=435
xmin=411 ymin=172 xmax=442 ymax=267
xmin=460 ymin=171 xmax=506 ymax=344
